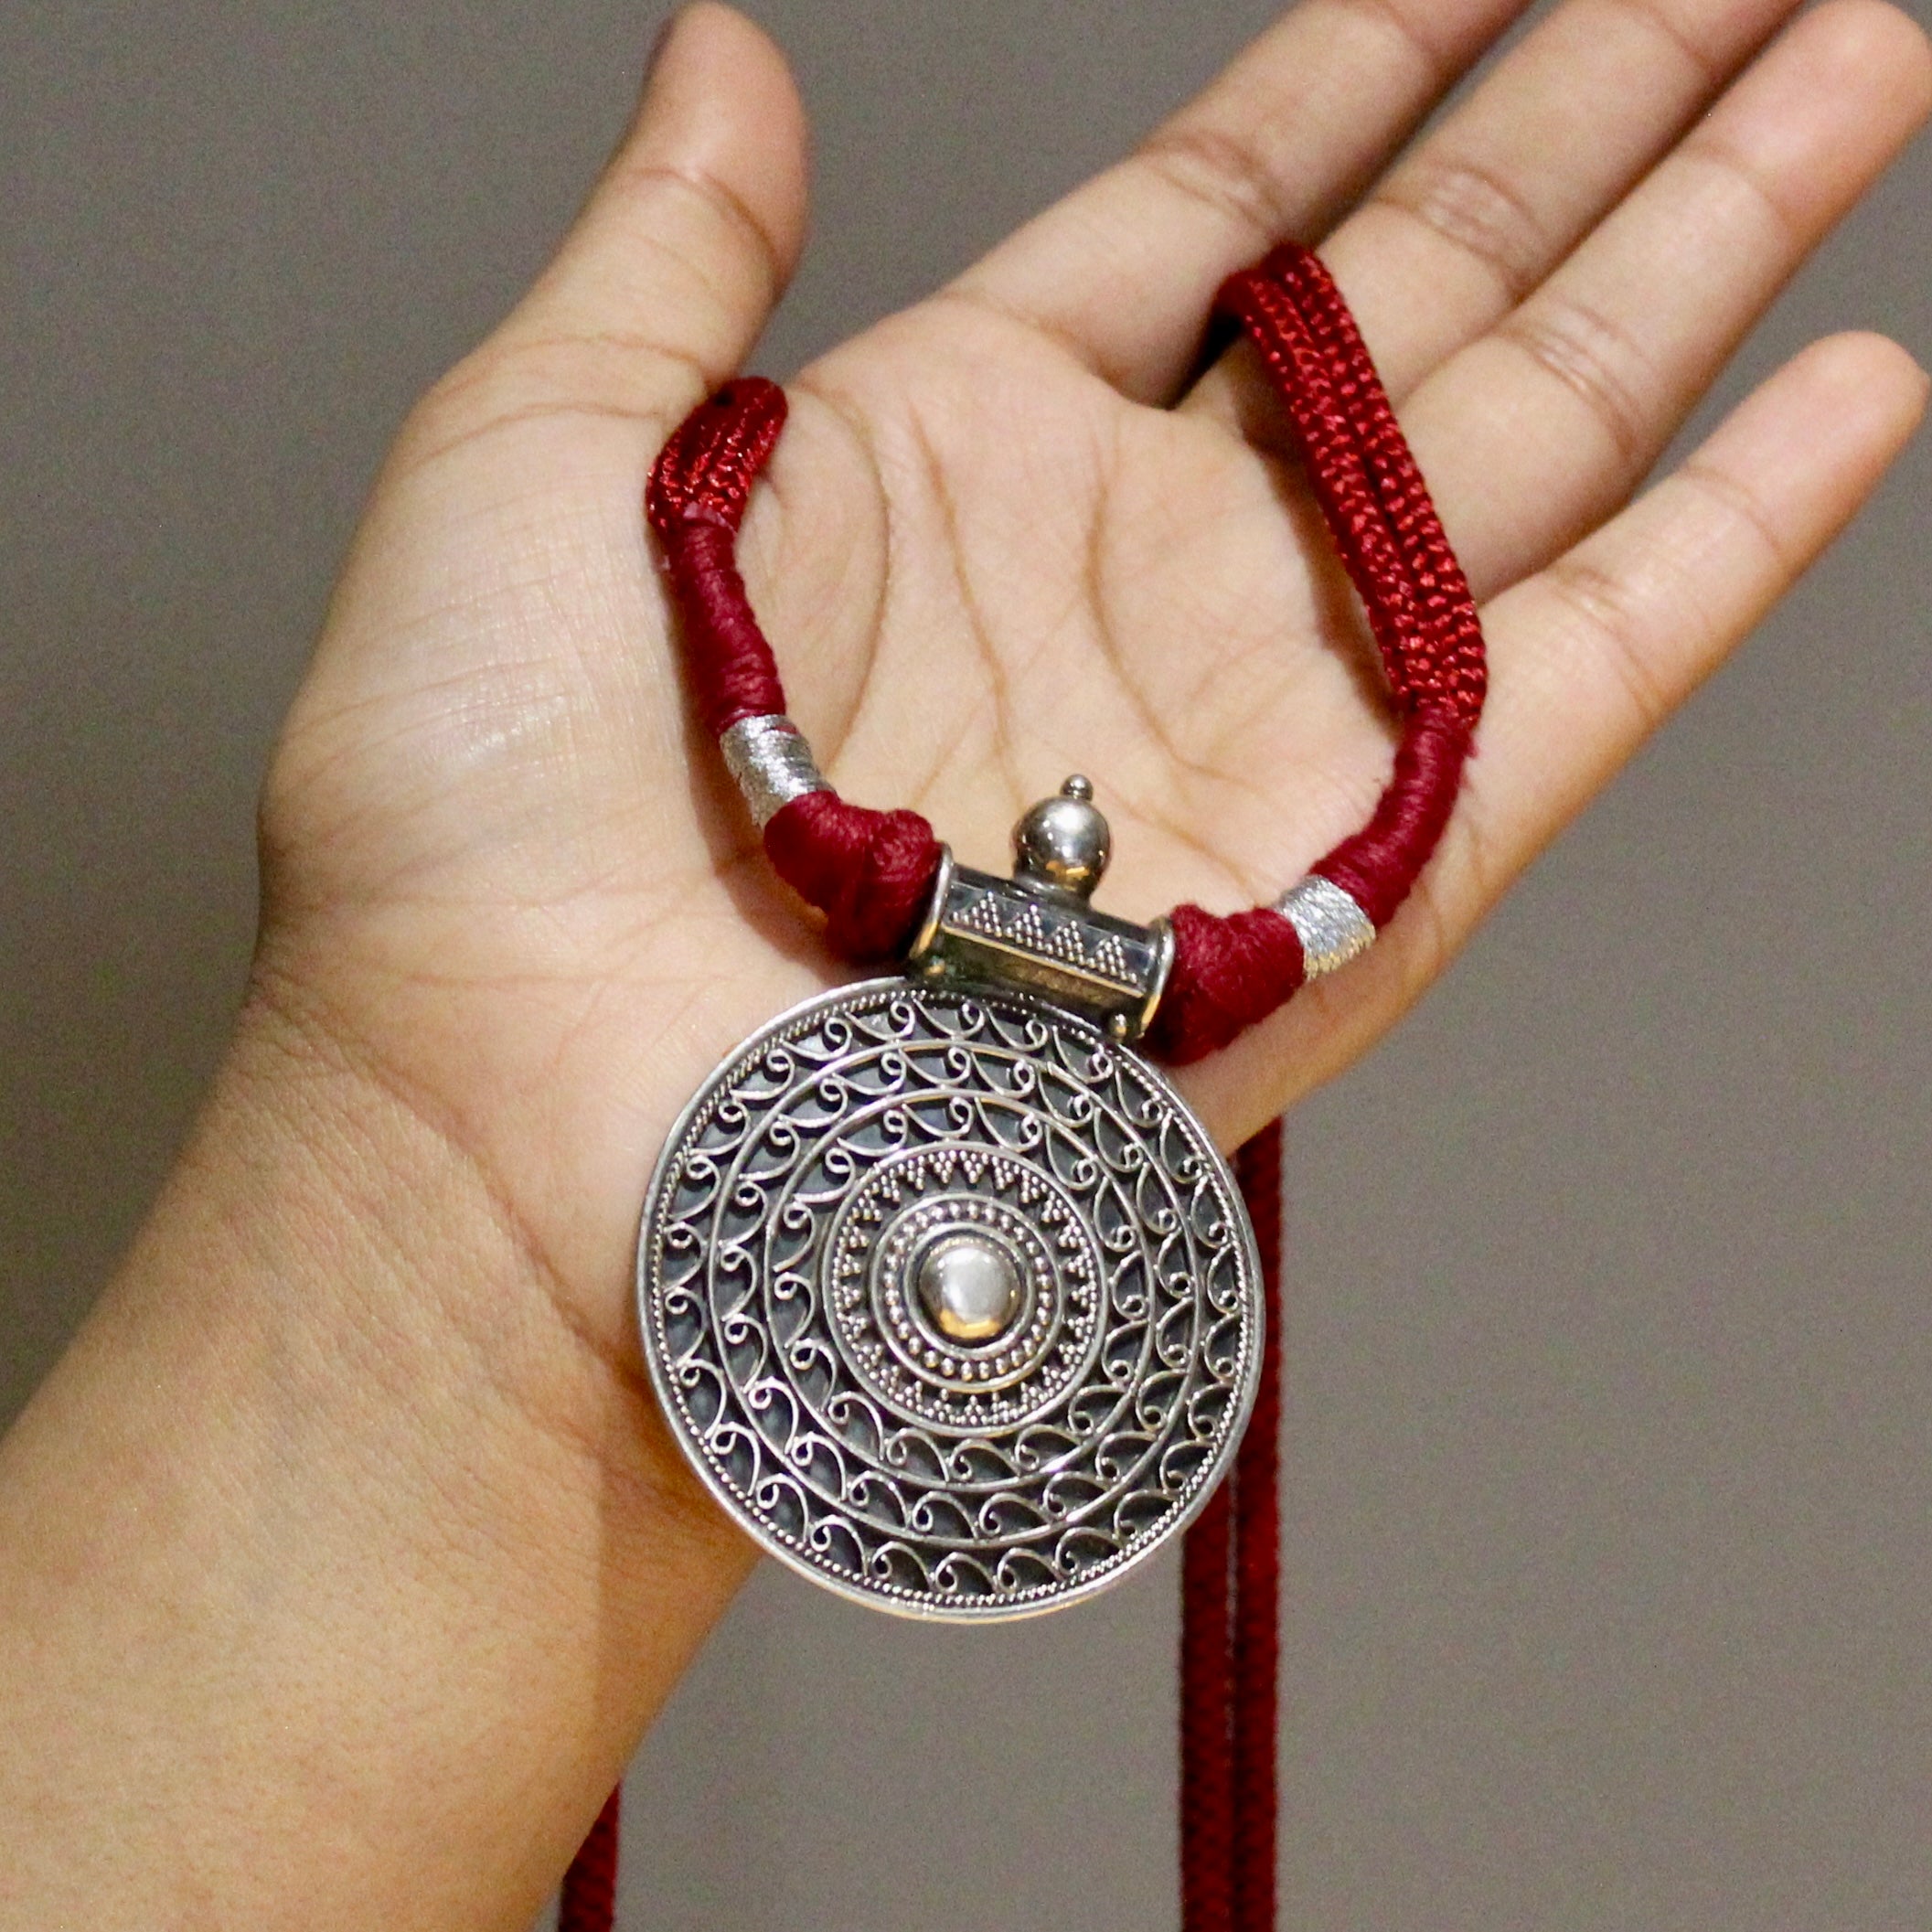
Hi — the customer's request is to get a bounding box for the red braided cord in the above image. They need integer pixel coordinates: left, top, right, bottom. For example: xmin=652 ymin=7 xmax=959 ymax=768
xmin=1179 ymin=1121 xmax=1283 ymax=1932
xmin=1229 ymin=252 xmax=1485 ymax=726
xmin=1180 ymin=1476 xmax=1235 ymax=1932
xmin=1230 ymin=1123 xmax=1283 ymax=1932
xmin=1153 ymin=247 xmax=1487 ymax=1060
xmin=558 ymin=1784 xmax=622 ymax=1932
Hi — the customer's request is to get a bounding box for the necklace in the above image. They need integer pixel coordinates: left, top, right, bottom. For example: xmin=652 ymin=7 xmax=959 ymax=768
xmin=560 ymin=240 xmax=1487 ymax=1927
xmin=632 ymin=241 xmax=1485 ymax=1625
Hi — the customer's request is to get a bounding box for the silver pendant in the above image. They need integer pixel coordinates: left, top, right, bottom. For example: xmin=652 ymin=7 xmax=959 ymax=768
xmin=637 ymin=779 xmax=1262 ymax=1619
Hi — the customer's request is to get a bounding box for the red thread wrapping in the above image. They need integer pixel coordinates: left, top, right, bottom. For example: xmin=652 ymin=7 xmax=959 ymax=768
xmin=1150 ymin=904 xmax=1307 ymax=1064
xmin=763 ymin=791 xmax=942 ymax=963
xmin=1314 ymin=710 xmax=1469 ymax=929
xmin=557 ymin=1785 xmax=622 ymax=1932
xmin=656 ymin=520 xmax=786 ymax=735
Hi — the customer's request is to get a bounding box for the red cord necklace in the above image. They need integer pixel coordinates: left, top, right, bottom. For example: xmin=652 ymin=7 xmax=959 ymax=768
xmin=562 ymin=241 xmax=1486 ymax=1928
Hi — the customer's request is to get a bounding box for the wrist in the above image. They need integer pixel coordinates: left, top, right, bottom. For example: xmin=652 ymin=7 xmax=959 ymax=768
xmin=233 ymin=951 xmax=747 ymax=1534
xmin=0 ymin=953 xmax=751 ymax=1929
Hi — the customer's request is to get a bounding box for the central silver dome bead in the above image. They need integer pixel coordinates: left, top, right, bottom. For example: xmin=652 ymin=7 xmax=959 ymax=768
xmin=916 ymin=1234 xmax=1023 ymax=1343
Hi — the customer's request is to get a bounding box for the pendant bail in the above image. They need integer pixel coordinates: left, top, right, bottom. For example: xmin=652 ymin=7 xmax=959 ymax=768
xmin=905 ymin=776 xmax=1173 ymax=1042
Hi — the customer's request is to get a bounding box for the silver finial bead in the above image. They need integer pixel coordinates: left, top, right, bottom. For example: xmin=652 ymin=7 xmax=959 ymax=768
xmin=1012 ymin=775 xmax=1111 ymax=900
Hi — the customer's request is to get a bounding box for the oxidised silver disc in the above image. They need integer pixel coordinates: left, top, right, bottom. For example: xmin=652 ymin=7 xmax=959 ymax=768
xmin=636 ymin=976 xmax=1263 ymax=1620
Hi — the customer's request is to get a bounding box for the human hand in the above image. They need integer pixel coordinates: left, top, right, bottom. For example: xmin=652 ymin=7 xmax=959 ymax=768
xmin=262 ymin=0 xmax=1928 ymax=1392
xmin=4 ymin=2 xmax=1926 ymax=1925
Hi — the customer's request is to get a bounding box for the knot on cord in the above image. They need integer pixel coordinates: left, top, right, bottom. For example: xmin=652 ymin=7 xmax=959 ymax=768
xmin=764 ymin=791 xmax=945 ymax=963
xmin=1149 ymin=904 xmax=1308 ymax=1065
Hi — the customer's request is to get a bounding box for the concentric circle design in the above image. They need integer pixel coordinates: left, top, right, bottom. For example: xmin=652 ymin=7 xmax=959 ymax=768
xmin=827 ymin=1147 xmax=1103 ymax=1430
xmin=636 ymin=977 xmax=1263 ymax=1620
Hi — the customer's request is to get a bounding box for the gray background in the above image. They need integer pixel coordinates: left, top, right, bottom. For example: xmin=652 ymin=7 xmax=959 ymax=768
xmin=3 ymin=2 xmax=1927 ymax=1927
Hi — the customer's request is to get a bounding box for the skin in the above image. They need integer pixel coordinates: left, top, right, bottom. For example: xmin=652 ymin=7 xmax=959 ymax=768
xmin=0 ymin=0 xmax=1927 ymax=1923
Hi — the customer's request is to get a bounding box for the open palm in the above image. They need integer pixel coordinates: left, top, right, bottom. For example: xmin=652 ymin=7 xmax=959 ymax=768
xmin=257 ymin=0 xmax=1928 ymax=1404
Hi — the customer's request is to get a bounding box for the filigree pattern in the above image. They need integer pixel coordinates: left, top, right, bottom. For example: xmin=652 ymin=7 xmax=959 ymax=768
xmin=637 ymin=977 xmax=1262 ymax=1618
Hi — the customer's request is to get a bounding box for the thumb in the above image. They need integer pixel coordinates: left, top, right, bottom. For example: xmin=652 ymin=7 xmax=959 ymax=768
xmin=486 ymin=4 xmax=807 ymax=417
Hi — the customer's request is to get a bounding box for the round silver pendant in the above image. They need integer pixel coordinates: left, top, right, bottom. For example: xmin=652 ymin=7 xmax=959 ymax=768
xmin=636 ymin=976 xmax=1263 ymax=1620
